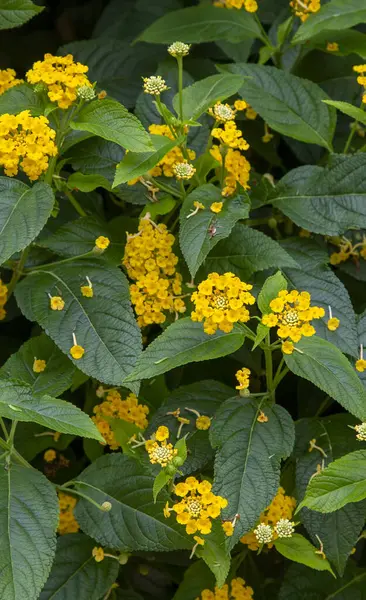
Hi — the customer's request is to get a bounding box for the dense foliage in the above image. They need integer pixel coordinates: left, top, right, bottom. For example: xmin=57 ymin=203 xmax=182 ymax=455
xmin=1 ymin=0 xmax=366 ymax=599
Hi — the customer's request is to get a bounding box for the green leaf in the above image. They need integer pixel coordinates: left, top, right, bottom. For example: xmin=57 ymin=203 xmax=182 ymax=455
xmin=280 ymin=238 xmax=329 ymax=271
xmin=173 ymin=74 xmax=243 ymax=122
xmin=210 ymin=397 xmax=295 ymax=546
xmin=180 ymin=185 xmax=250 ymax=277
xmin=323 ymin=100 xmax=366 ymax=126
xmin=202 ymin=223 xmax=297 ymax=278
xmin=124 ymin=318 xmax=245 ymax=383
xmin=311 ymin=29 xmax=366 ymax=59
xmin=274 ymin=534 xmax=335 ymax=576
xmin=197 ymin=523 xmax=230 ymax=588
xmin=224 ymin=64 xmax=336 ymax=150
xmin=70 ymin=99 xmax=153 ymax=153
xmin=67 ymin=173 xmax=112 ymax=193
xmin=153 ymin=470 xmax=172 ymax=503
xmin=0 ymin=463 xmax=58 ymax=600
xmin=75 ymin=454 xmax=192 ymax=552
xmin=0 ymin=83 xmax=45 ymax=115
xmin=271 ymin=154 xmax=366 ymax=235
xmin=173 ymin=560 xmax=215 ymax=600
xmin=108 ymin=418 xmax=141 ymax=456
xmin=0 ymin=0 xmax=43 ymax=30
xmin=0 ymin=178 xmax=54 ymax=266
xmin=257 ymin=271 xmax=287 ymax=314
xmin=141 ymin=195 xmax=176 ymax=219
xmin=15 ymin=258 xmax=142 ymax=388
xmin=0 ymin=379 xmax=103 ymax=441
xmin=137 ymin=6 xmax=263 ymax=44
xmin=14 ymin=422 xmax=74 ymax=462
xmin=280 ymin=564 xmax=366 ymax=600
xmin=284 ymin=337 xmax=366 ymax=421
xmin=293 ymin=0 xmax=366 ymax=44
xmin=252 ymin=322 xmax=269 ymax=351
xmin=40 ymin=533 xmax=119 ymax=600
xmin=298 ymin=450 xmax=366 ymax=514
xmin=113 ymin=134 xmax=183 ymax=186
xmin=0 ymin=333 xmax=75 ymax=397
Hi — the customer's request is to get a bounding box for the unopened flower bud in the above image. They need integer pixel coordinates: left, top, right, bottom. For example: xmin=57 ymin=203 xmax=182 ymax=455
xmin=101 ymin=501 xmax=112 ymax=512
xmin=143 ymin=75 xmax=168 ymax=96
xmin=172 ymin=456 xmax=184 ymax=467
xmin=254 ymin=523 xmax=273 ymax=544
xmin=77 ymin=85 xmax=95 ymax=101
xmin=168 ymin=41 xmax=191 ymax=57
xmin=173 ymin=161 xmax=196 ymax=180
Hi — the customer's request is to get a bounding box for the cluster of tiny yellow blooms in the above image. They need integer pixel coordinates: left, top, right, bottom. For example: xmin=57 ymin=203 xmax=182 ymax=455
xmin=123 ymin=217 xmax=186 ymax=327
xmin=57 ymin=492 xmax=79 ymax=535
xmin=92 ymin=390 xmax=149 ymax=450
xmin=290 ymin=0 xmax=321 ymax=21
xmin=197 ymin=578 xmax=254 ymax=600
xmin=353 ymin=64 xmax=366 ymax=104
xmin=191 ymin=272 xmax=255 ymax=335
xmin=262 ymin=290 xmax=325 ymax=354
xmin=26 ymin=53 xmax=92 ymax=109
xmin=165 ymin=477 xmax=228 ymax=535
xmin=145 ymin=425 xmax=178 ymax=467
xmin=235 ymin=367 xmax=250 ymax=390
xmin=0 ymin=110 xmax=57 ymax=180
xmin=214 ymin=0 xmax=258 ymax=13
xmin=0 ymin=69 xmax=23 ymax=95
xmin=330 ymin=236 xmax=366 ymax=265
xmin=0 ymin=278 xmax=8 ymax=321
xmin=33 ymin=358 xmax=46 ymax=373
xmin=241 ymin=487 xmax=296 ymax=550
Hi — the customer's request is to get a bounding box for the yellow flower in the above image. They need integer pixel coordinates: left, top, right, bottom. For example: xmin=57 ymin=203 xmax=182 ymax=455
xmin=0 ymin=68 xmax=23 ymax=95
xmin=70 ymin=345 xmax=85 ymax=359
xmin=257 ymin=410 xmax=268 ymax=423
xmin=95 ymin=236 xmax=110 ymax=250
xmin=175 ymin=482 xmax=189 ymax=497
xmin=356 ymin=359 xmax=366 ymax=373
xmin=92 ymin=547 xmax=105 ymax=562
xmin=0 ymin=110 xmax=57 ymax=180
xmin=93 ymin=391 xmax=149 ymax=449
xmin=327 ymin=317 xmax=340 ymax=331
xmin=235 ymin=367 xmax=250 ymax=390
xmin=198 ymin=577 xmax=253 ymax=600
xmin=245 ymin=106 xmax=257 ymax=120
xmin=49 ymin=296 xmax=65 ymax=311
xmin=57 ymin=492 xmax=79 ymax=535
xmin=191 ymin=272 xmax=255 ymax=335
xmin=27 ymin=53 xmax=92 ymax=109
xmin=171 ymin=477 xmax=227 ymax=536
xmin=80 ymin=284 xmax=93 ymax=298
xmin=196 ymin=415 xmax=211 ymax=430
xmin=290 ymin=0 xmax=321 ymax=21
xmin=44 ymin=449 xmax=56 ymax=462
xmin=327 ymin=42 xmax=339 ymax=52
xmin=222 ymin=521 xmax=234 ymax=536
xmin=156 ymin=425 xmax=169 ymax=441
xmin=211 ymin=120 xmax=249 ymax=150
xmin=146 ymin=428 xmax=177 ymax=467
xmin=282 ymin=341 xmax=294 ymax=355
xmin=210 ymin=202 xmax=223 ymax=214
xmin=234 ymin=99 xmax=247 ymax=111
xmin=33 ymin=358 xmax=46 ymax=373
xmin=193 ymin=535 xmax=205 ymax=545
xmin=211 ymin=144 xmax=251 ymax=197
xmin=244 ymin=0 xmax=258 ymax=12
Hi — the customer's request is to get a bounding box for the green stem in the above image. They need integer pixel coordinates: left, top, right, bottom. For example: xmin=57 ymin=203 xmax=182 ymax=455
xmin=149 ymin=177 xmax=183 ymax=199
xmin=56 ymin=484 xmax=106 ymax=510
xmin=177 ymin=56 xmax=184 ymax=125
xmin=64 ymin=189 xmax=87 ymax=217
xmin=25 ymin=250 xmax=93 ymax=272
xmin=6 ymin=247 xmax=30 ymax=299
xmin=343 ymin=101 xmax=365 ymax=154
xmin=255 ymin=14 xmax=274 ymax=53
xmin=8 ymin=420 xmax=17 ymax=447
xmin=0 ymin=417 xmax=8 ymax=439
xmin=155 ymin=96 xmax=177 ymax=139
xmin=0 ymin=437 xmax=32 ymax=468
xmin=263 ymin=335 xmax=273 ymax=393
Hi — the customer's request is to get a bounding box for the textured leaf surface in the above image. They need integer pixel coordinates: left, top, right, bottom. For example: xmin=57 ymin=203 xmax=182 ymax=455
xmin=275 ymin=534 xmax=334 ymax=575
xmin=323 ymin=100 xmax=366 ymax=126
xmin=293 ymin=0 xmax=366 ymax=43
xmin=279 ymin=564 xmax=366 ymax=600
xmin=0 ymin=463 xmax=58 ymax=600
xmin=138 ymin=6 xmax=262 ymax=44
xmin=271 ymin=155 xmax=366 ymax=235
xmin=284 ymin=337 xmax=366 ymax=421
xmin=15 ymin=258 xmax=142 ymax=388
xmin=202 ymin=223 xmax=297 ymax=278
xmin=210 ymin=397 xmax=294 ymax=546
xmin=0 ymin=379 xmax=103 ymax=440
xmin=70 ymin=99 xmax=153 ymax=153
xmin=0 ymin=0 xmax=43 ymax=30
xmin=258 ymin=271 xmax=287 ymax=314
xmin=225 ymin=64 xmax=335 ymax=149
xmin=124 ymin=318 xmax=245 ymax=383
xmin=1 ymin=333 xmax=75 ymax=397
xmin=197 ymin=523 xmax=230 ymax=587
xmin=40 ymin=534 xmax=119 ymax=600
xmin=0 ymin=178 xmax=54 ymax=265
xmin=0 ymin=83 xmax=45 ymax=114
xmin=75 ymin=454 xmax=192 ymax=552
xmin=180 ymin=185 xmax=250 ymax=277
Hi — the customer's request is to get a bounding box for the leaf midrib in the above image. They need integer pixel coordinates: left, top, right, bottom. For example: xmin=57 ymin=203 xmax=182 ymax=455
xmin=0 ymin=184 xmax=29 ymax=238
xmin=47 ymin=556 xmax=94 ymax=599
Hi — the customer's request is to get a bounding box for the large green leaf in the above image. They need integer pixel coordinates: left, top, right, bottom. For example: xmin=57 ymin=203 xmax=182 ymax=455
xmin=0 ymin=379 xmax=103 ymax=441
xmin=275 ymin=534 xmax=334 ymax=575
xmin=311 ymin=30 xmax=366 ymax=59
xmin=124 ymin=318 xmax=245 ymax=383
xmin=14 ymin=422 xmax=74 ymax=462
xmin=173 ymin=560 xmax=215 ymax=600
xmin=75 ymin=454 xmax=192 ymax=552
xmin=298 ymin=450 xmax=366 ymax=513
xmin=173 ymin=74 xmax=243 ymax=122
xmin=70 ymin=99 xmax=153 ymax=153
xmin=0 ymin=463 xmax=58 ymax=600
xmin=284 ymin=337 xmax=366 ymax=421
xmin=137 ymin=6 xmax=263 ymax=44
xmin=180 ymin=185 xmax=250 ymax=277
xmin=0 ymin=83 xmax=45 ymax=115
xmin=40 ymin=533 xmax=119 ymax=600
xmin=257 ymin=271 xmax=287 ymax=314
xmin=201 ymin=223 xmax=297 ymax=278
xmin=15 ymin=258 xmax=142 ymax=388
xmin=197 ymin=523 xmax=230 ymax=587
xmin=223 ymin=64 xmax=336 ymax=150
xmin=270 ymin=155 xmax=366 ymax=235
xmin=210 ymin=397 xmax=294 ymax=547
xmin=293 ymin=0 xmax=366 ymax=44
xmin=323 ymin=100 xmax=366 ymax=126
xmin=0 ymin=178 xmax=54 ymax=266
xmin=0 ymin=333 xmax=75 ymax=397
xmin=0 ymin=0 xmax=43 ymax=30
xmin=279 ymin=563 xmax=366 ymax=600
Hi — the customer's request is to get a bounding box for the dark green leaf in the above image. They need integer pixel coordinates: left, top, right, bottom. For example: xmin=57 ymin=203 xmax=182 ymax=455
xmin=67 ymin=173 xmax=112 ymax=193
xmin=197 ymin=523 xmax=230 ymax=587
xmin=172 ymin=560 xmax=215 ymax=600
xmin=323 ymin=100 xmax=366 ymax=126
xmin=153 ymin=470 xmax=172 ymax=503
xmin=0 ymin=0 xmax=43 ymax=30
xmin=293 ymin=0 xmax=366 ymax=44
xmin=279 ymin=563 xmax=366 ymax=600
xmin=0 ymin=83 xmax=45 ymax=115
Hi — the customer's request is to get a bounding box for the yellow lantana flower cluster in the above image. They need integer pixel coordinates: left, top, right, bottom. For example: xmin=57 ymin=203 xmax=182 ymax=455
xmin=58 ymin=492 xmax=79 ymax=535
xmin=235 ymin=367 xmax=250 ymax=391
xmin=197 ymin=577 xmax=254 ymax=600
xmin=191 ymin=272 xmax=255 ymax=335
xmin=166 ymin=477 xmax=228 ymax=535
xmin=290 ymin=0 xmax=321 ymax=21
xmin=211 ymin=121 xmax=249 ymax=151
xmin=0 ymin=110 xmax=57 ymax=180
xmin=0 ymin=278 xmax=8 ymax=321
xmin=261 ymin=290 xmax=325 ymax=354
xmin=26 ymin=53 xmax=92 ymax=109
xmin=145 ymin=425 xmax=178 ymax=467
xmin=123 ymin=216 xmax=186 ymax=327
xmin=354 ymin=64 xmax=366 ymax=104
xmin=92 ymin=390 xmax=149 ymax=450
xmin=330 ymin=235 xmax=366 ymax=265
xmin=214 ymin=0 xmax=258 ymax=12
xmin=241 ymin=487 xmax=296 ymax=550
xmin=0 ymin=68 xmax=23 ymax=95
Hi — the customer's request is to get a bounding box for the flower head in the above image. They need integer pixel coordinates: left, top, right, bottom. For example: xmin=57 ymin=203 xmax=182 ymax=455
xmin=44 ymin=449 xmax=56 ymax=462
xmin=191 ymin=272 xmax=255 ymax=335
xmin=70 ymin=344 xmax=85 ymax=360
xmin=173 ymin=161 xmax=196 ymax=180
xmin=290 ymin=0 xmax=321 ymax=21
xmin=210 ymin=202 xmax=223 ymax=214
xmin=196 ymin=415 xmax=211 ymax=430
xmin=0 ymin=68 xmax=23 ymax=95
xmin=355 ymin=422 xmax=366 ymax=442
xmin=197 ymin=578 xmax=253 ymax=600
xmin=222 ymin=521 xmax=234 ymax=536
xmin=93 ymin=390 xmax=149 ymax=449
xmin=81 ymin=276 xmax=93 ymax=298
xmin=58 ymin=492 xmax=79 ymax=535
xmin=327 ymin=317 xmax=340 ymax=331
xmin=137 ymin=124 xmax=195 ymax=179
xmin=49 ymin=295 xmax=65 ymax=311
xmin=77 ymin=85 xmax=95 ymax=101
xmin=92 ymin=547 xmax=105 ymax=562
xmin=211 ymin=120 xmax=249 ymax=151
xmin=143 ymin=75 xmax=168 ymax=95
xmin=275 ymin=518 xmax=295 ymax=538
xmin=235 ymin=367 xmax=250 ymax=391
xmin=168 ymin=42 xmax=190 ymax=57
xmin=146 ymin=428 xmax=177 ymax=467
xmin=156 ymin=425 xmax=169 ymax=441
xmin=356 ymin=359 xmax=366 ymax=372
xmin=209 ymin=102 xmax=235 ymax=123
xmin=94 ymin=236 xmax=110 ymax=251
xmin=254 ymin=523 xmax=273 ymax=544
xmin=33 ymin=358 xmax=46 ymax=373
